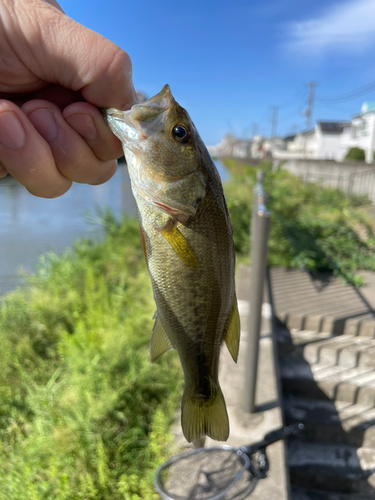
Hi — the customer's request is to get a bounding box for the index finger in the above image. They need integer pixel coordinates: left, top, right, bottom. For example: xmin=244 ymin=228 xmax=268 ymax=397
xmin=6 ymin=0 xmax=137 ymax=109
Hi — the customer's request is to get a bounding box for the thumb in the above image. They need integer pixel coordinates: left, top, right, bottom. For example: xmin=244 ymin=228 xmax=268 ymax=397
xmin=8 ymin=0 xmax=137 ymax=109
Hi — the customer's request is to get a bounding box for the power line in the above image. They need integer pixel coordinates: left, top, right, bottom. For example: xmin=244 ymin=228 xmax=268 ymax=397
xmin=318 ymin=80 xmax=375 ymax=103
xmin=317 ymin=103 xmax=357 ymax=116
xmin=277 ymin=88 xmax=308 ymax=109
xmin=277 ymin=98 xmax=307 ymax=125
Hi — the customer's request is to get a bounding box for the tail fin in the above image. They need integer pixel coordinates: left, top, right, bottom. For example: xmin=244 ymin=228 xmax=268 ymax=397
xmin=181 ymin=383 xmax=229 ymax=443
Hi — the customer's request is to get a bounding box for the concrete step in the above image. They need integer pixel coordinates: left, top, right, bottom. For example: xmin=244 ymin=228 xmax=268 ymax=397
xmin=277 ymin=328 xmax=337 ymax=346
xmin=270 ymin=267 xmax=375 ymax=336
xmin=280 ymin=357 xmax=375 ymax=405
xmin=344 ymin=315 xmax=375 ymax=337
xmin=287 ymin=438 xmax=375 ymax=495
xmin=284 ymin=397 xmax=375 ymax=448
xmin=279 ymin=312 xmax=375 ymax=337
xmin=278 ymin=332 xmax=375 ymax=369
xmin=291 ymin=486 xmax=375 ymax=499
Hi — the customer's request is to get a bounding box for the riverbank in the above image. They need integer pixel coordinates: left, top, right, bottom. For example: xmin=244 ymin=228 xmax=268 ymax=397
xmin=0 ymin=214 xmax=183 ymax=500
xmin=223 ymin=159 xmax=375 ymax=286
xmin=0 ymin=160 xmax=228 ymax=298
xmin=0 ymin=167 xmax=135 ymax=297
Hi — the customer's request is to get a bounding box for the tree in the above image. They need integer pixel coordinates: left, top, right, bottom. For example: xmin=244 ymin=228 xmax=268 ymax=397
xmin=345 ymin=147 xmax=365 ymax=161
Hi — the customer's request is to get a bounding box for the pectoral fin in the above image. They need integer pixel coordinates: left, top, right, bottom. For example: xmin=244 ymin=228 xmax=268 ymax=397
xmin=224 ymin=295 xmax=241 ymax=363
xmin=160 ymin=223 xmax=199 ymax=269
xmin=150 ymin=315 xmax=173 ymax=363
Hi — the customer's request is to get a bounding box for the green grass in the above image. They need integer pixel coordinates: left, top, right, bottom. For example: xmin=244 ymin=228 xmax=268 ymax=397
xmin=223 ymin=159 xmax=375 ymax=286
xmin=2 ymin=159 xmax=375 ymax=499
xmin=0 ymin=211 xmax=182 ymax=500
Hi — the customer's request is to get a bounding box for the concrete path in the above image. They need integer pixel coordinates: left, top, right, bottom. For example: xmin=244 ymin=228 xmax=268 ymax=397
xmin=166 ymin=265 xmax=289 ymax=500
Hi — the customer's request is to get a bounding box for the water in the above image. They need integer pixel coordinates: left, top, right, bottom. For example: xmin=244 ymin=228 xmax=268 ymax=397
xmin=0 ymin=160 xmax=228 ymax=296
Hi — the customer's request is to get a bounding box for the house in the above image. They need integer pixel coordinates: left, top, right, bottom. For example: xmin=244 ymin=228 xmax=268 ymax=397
xmin=275 ymin=103 xmax=375 ymax=163
xmin=274 ymin=122 xmax=348 ymax=161
xmin=308 ymin=122 xmax=349 ymax=161
xmin=208 ymin=102 xmax=375 ymax=163
xmin=340 ymin=103 xmax=375 ymax=163
xmin=207 ymin=134 xmax=253 ymax=159
xmin=263 ymin=137 xmax=285 ymax=157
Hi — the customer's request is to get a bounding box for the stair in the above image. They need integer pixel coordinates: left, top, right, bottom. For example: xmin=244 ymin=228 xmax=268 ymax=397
xmin=270 ymin=268 xmax=375 ymax=499
xmin=288 ymin=439 xmax=375 ymax=495
xmin=271 ymin=267 xmax=375 ymax=335
xmin=290 ymin=487 xmax=375 ymax=499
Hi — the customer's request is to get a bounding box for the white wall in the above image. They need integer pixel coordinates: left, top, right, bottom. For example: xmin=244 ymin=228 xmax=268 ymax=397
xmin=340 ymin=113 xmax=375 ymax=163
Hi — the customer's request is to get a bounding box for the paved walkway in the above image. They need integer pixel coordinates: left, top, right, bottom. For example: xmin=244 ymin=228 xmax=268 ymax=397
xmin=167 ymin=265 xmax=289 ymax=500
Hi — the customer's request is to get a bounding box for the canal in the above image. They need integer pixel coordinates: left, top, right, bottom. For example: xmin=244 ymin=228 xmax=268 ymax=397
xmin=0 ymin=160 xmax=228 ymax=296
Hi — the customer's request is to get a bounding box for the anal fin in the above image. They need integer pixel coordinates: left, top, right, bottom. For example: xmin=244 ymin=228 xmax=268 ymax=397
xmin=224 ymin=295 xmax=241 ymax=363
xmin=150 ymin=314 xmax=173 ymax=363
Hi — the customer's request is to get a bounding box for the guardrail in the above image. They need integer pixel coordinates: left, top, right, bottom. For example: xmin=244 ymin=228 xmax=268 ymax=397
xmin=244 ymin=171 xmax=271 ymax=414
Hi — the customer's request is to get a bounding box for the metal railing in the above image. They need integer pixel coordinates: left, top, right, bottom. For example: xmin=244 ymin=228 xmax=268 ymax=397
xmin=244 ymin=171 xmax=271 ymax=414
xmin=300 ymin=168 xmax=375 ymax=202
xmin=348 ymin=168 xmax=375 ymax=201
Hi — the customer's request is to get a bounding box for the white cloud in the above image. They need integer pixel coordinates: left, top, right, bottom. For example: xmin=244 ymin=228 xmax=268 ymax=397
xmin=287 ymin=0 xmax=375 ymax=55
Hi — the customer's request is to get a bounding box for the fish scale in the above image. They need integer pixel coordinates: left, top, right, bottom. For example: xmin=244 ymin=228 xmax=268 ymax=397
xmin=106 ymin=84 xmax=240 ymax=442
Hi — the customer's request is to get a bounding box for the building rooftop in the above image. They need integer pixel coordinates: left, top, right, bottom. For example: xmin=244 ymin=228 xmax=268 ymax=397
xmin=317 ymin=121 xmax=348 ymax=134
xmin=284 ymin=134 xmax=296 ymax=142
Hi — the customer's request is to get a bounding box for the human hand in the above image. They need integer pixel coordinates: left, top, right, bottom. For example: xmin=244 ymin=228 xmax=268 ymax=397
xmin=0 ymin=0 xmax=137 ymax=197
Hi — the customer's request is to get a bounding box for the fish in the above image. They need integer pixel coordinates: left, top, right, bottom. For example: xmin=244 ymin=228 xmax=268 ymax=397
xmin=105 ymin=85 xmax=240 ymax=443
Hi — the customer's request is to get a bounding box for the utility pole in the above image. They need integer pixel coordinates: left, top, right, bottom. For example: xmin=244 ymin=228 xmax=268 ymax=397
xmin=305 ymin=81 xmax=317 ymax=131
xmin=303 ymin=81 xmax=317 ymax=158
xmin=271 ymin=106 xmax=278 ymax=137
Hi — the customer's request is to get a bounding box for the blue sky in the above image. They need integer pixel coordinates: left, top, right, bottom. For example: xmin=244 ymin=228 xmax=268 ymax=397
xmin=61 ymin=0 xmax=375 ymax=145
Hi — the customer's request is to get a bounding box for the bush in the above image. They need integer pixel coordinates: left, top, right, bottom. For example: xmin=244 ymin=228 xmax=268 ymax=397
xmin=0 ymin=212 xmax=183 ymax=500
xmin=345 ymin=147 xmax=366 ymax=161
xmin=222 ymin=160 xmax=375 ymax=285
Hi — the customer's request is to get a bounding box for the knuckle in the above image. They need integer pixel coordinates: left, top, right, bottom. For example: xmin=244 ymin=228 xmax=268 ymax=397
xmin=88 ymin=160 xmax=117 ymax=185
xmin=108 ymin=47 xmax=132 ymax=76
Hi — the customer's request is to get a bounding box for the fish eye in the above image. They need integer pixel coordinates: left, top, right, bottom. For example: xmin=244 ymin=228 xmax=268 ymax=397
xmin=172 ymin=124 xmax=191 ymax=143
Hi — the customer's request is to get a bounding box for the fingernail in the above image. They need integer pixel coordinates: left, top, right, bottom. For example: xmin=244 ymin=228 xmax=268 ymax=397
xmin=65 ymin=114 xmax=97 ymax=140
xmin=0 ymin=112 xmax=26 ymax=149
xmin=28 ymin=109 xmax=58 ymax=143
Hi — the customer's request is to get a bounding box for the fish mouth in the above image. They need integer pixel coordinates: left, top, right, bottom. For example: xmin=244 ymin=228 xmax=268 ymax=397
xmin=106 ymin=85 xmax=173 ymax=145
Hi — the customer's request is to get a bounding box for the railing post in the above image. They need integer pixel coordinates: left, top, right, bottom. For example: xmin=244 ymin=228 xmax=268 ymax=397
xmin=244 ymin=171 xmax=271 ymax=414
xmin=347 ymin=172 xmax=353 ymax=197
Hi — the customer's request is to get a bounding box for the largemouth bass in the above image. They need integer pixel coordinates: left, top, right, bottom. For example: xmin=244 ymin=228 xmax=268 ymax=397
xmin=106 ymin=86 xmax=240 ymax=442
